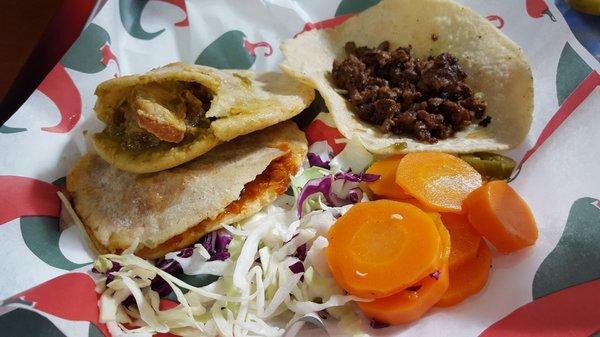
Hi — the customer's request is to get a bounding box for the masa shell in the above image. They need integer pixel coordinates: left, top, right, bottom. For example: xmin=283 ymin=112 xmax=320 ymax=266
xmin=68 ymin=121 xmax=307 ymax=259
xmin=93 ymin=62 xmax=314 ymax=173
xmin=280 ymin=0 xmax=533 ymax=154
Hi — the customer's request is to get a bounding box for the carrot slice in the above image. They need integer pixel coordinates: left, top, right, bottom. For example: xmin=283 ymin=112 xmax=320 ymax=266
xmin=441 ymin=213 xmax=482 ymax=269
xmin=464 ymin=180 xmax=537 ymax=253
xmin=436 ymin=241 xmax=492 ymax=307
xmin=428 ymin=212 xmax=452 ymax=262
xmin=402 ymin=198 xmax=437 ymax=212
xmin=327 ymin=200 xmax=441 ymax=299
xmin=395 ymin=152 xmax=482 ymax=213
xmin=357 ymin=214 xmax=451 ymax=324
xmin=359 ymin=264 xmax=450 ymax=324
xmin=366 ymin=155 xmax=411 ymax=199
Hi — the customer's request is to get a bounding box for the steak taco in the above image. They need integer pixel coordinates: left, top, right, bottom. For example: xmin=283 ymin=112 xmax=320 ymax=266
xmin=280 ymin=0 xmax=533 ymax=154
xmin=67 ymin=121 xmax=307 ymax=259
xmin=93 ymin=62 xmax=314 ymax=173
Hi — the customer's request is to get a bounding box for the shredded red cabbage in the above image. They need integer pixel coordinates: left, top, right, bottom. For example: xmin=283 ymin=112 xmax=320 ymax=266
xmin=156 ymin=259 xmax=183 ymax=275
xmin=307 ymin=141 xmax=333 ymax=169
xmin=151 ymin=277 xmax=174 ymax=297
xmin=430 ymin=270 xmax=440 ymax=280
xmin=177 ymin=247 xmax=194 ymax=258
xmin=294 ymin=243 xmax=307 ymax=262
xmin=289 ymin=261 xmax=305 ymax=274
xmin=151 ymin=259 xmax=183 ymax=297
xmin=122 ymin=295 xmax=136 ymax=308
xmin=115 ymin=259 xmax=183 ymax=307
xmin=307 ymin=153 xmax=331 ymax=169
xmin=295 ymin=176 xmax=333 ymax=218
xmin=348 ymin=188 xmax=362 ymax=203
xmin=295 ymin=172 xmax=373 ymax=218
xmin=92 ymin=261 xmax=121 ymax=275
xmin=288 ymin=260 xmax=305 ymax=282
xmin=144 ymin=231 xmax=233 ymax=300
xmin=99 ymin=231 xmax=234 ymax=308
xmin=92 ymin=262 xmax=122 ymax=286
xmin=333 ymin=171 xmax=380 ymax=182
xmin=199 ymin=230 xmax=233 ymax=261
xmin=105 ymin=273 xmax=115 ymax=285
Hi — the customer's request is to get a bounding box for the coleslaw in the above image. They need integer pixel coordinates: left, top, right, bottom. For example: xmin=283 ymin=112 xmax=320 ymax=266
xmin=91 ymin=138 xmax=377 ymax=337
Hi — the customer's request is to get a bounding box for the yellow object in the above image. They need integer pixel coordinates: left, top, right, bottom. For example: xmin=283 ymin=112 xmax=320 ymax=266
xmin=568 ymin=0 xmax=600 ymax=15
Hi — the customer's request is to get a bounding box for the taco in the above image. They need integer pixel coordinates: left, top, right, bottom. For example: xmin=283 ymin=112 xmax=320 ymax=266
xmin=93 ymin=62 xmax=314 ymax=173
xmin=68 ymin=121 xmax=307 ymax=259
xmin=280 ymin=0 xmax=533 ymax=154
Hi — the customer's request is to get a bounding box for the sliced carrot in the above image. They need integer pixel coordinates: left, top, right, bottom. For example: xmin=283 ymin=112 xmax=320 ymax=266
xmin=428 ymin=212 xmax=452 ymax=262
xmin=327 ymin=200 xmax=441 ymax=299
xmin=464 ymin=180 xmax=537 ymax=253
xmin=441 ymin=213 xmax=482 ymax=270
xmin=436 ymin=241 xmax=492 ymax=307
xmin=402 ymin=198 xmax=437 ymax=213
xmin=359 ymin=264 xmax=450 ymax=324
xmin=395 ymin=152 xmax=482 ymax=213
xmin=366 ymin=155 xmax=411 ymax=199
xmin=357 ymin=213 xmax=451 ymax=324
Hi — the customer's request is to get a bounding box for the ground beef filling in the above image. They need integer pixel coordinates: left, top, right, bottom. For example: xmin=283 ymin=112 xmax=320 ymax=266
xmin=331 ymin=41 xmax=489 ymax=143
xmin=111 ymin=81 xmax=213 ymax=151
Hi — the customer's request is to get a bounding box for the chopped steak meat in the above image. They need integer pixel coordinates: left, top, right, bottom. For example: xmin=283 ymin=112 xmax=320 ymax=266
xmin=331 ymin=41 xmax=489 ymax=143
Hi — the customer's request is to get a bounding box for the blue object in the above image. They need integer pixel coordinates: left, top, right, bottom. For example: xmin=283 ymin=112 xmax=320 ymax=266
xmin=556 ymin=0 xmax=600 ymax=62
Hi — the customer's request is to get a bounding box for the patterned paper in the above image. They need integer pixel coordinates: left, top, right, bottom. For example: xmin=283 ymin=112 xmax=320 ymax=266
xmin=0 ymin=1 xmax=598 ymax=336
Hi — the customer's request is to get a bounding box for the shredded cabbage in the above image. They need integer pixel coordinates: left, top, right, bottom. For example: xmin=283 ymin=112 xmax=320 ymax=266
xmin=329 ymin=137 xmax=373 ymax=173
xmin=307 ymin=140 xmax=334 ymax=169
xmin=94 ymin=200 xmax=366 ymax=337
xmin=92 ymin=147 xmax=379 ymax=336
